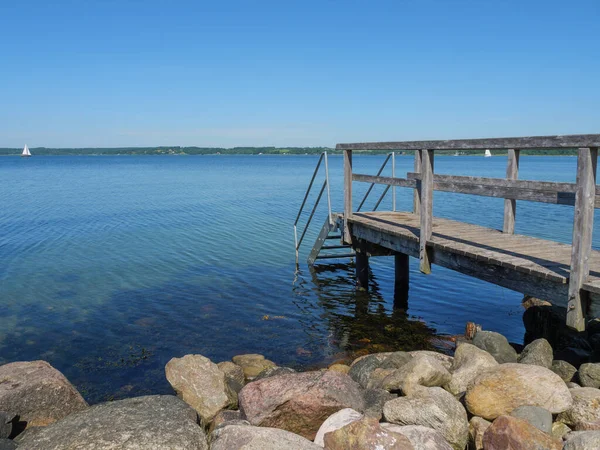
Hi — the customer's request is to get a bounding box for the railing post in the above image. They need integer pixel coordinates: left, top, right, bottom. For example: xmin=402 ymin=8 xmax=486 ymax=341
xmin=392 ymin=152 xmax=396 ymax=211
xmin=343 ymin=149 xmax=353 ymax=244
xmin=567 ymin=147 xmax=598 ymax=331
xmin=503 ymin=149 xmax=520 ymax=234
xmin=413 ymin=150 xmax=422 ymax=214
xmin=419 ymin=149 xmax=434 ymax=274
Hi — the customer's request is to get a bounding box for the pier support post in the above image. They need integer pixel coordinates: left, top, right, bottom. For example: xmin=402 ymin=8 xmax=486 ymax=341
xmin=419 ymin=149 xmax=434 ymax=274
xmin=394 ymin=253 xmax=410 ymax=309
xmin=567 ymin=147 xmax=598 ymax=331
xmin=344 ymin=149 xmax=353 ymax=244
xmin=503 ymin=149 xmax=520 ymax=234
xmin=413 ymin=150 xmax=422 ymax=214
xmin=355 ymin=249 xmax=369 ymax=290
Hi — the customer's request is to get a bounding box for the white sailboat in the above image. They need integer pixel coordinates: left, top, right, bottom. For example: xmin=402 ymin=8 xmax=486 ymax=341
xmin=21 ymin=145 xmax=31 ymax=157
xmin=484 ymin=149 xmax=492 ymax=157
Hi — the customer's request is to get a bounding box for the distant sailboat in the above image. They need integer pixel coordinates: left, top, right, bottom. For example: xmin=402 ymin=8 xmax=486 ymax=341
xmin=21 ymin=145 xmax=31 ymax=157
xmin=484 ymin=149 xmax=492 ymax=157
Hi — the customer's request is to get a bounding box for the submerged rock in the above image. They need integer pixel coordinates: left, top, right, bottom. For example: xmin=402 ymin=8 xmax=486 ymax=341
xmin=210 ymin=424 xmax=320 ymax=450
xmin=465 ymin=363 xmax=572 ymax=420
xmin=472 ymin=331 xmax=518 ymax=364
xmin=517 ymin=338 xmax=553 ymax=368
xmin=239 ymin=370 xmax=365 ymax=440
xmin=17 ymin=395 xmax=207 ymax=450
xmin=482 ymin=415 xmax=562 ymax=450
xmin=323 ymin=417 xmax=413 ymax=450
xmin=0 ymin=361 xmax=88 ymax=428
xmin=231 ymin=354 xmax=276 ymax=381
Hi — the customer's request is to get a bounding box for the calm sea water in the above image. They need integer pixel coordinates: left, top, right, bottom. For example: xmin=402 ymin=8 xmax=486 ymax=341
xmin=0 ymin=154 xmax=596 ymax=402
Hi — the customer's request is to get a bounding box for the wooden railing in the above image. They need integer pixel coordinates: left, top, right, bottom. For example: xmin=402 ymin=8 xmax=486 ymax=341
xmin=337 ymin=134 xmax=600 ymax=331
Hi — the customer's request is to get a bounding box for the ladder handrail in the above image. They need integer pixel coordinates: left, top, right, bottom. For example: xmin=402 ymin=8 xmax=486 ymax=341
xmin=294 ymin=152 xmax=332 ymax=262
xmin=356 ymin=152 xmax=396 ymax=212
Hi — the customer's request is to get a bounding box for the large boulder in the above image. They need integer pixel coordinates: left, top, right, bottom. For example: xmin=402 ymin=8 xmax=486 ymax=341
xmin=239 ymin=370 xmax=365 ymax=440
xmin=314 ymin=408 xmax=363 ymax=447
xmin=564 ymin=430 xmax=600 ymax=449
xmin=557 ymin=387 xmax=600 ymax=426
xmin=472 ymin=331 xmax=518 ymax=363
xmin=348 ymin=353 xmax=397 ymax=388
xmin=165 ymin=354 xmax=236 ymax=423
xmin=17 ymin=395 xmax=207 ymax=450
xmin=465 ymin=363 xmax=572 ymax=420
xmin=408 ymin=351 xmax=453 ymax=371
xmin=552 ymin=360 xmax=577 ymax=382
xmin=383 ymin=387 xmax=468 ymax=450
xmin=482 ymin=415 xmax=562 ymax=450
xmin=0 ymin=440 xmax=17 ymax=450
xmin=381 ymin=423 xmax=452 ymax=450
xmin=517 ymin=338 xmax=553 ymax=368
xmin=210 ymin=423 xmax=320 ymax=450
xmin=323 ymin=417 xmax=413 ymax=450
xmin=444 ymin=343 xmax=498 ymax=397
xmin=231 ymin=354 xmax=276 ymax=381
xmin=468 ymin=417 xmax=491 ymax=450
xmin=375 ymin=355 xmax=451 ymax=394
xmin=0 ymin=412 xmax=15 ymax=439
xmin=578 ymin=363 xmax=600 ymax=388
xmin=509 ymin=405 xmax=552 ymax=434
xmin=0 ymin=361 xmax=87 ymax=428
xmin=363 ymin=388 xmax=396 ymax=420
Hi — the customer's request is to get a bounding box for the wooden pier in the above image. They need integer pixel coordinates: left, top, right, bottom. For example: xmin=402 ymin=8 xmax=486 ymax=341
xmin=330 ymin=135 xmax=600 ymax=331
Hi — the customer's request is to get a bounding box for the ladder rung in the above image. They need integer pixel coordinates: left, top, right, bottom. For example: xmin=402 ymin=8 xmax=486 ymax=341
xmin=316 ymin=253 xmax=356 ymax=260
xmin=321 ymin=245 xmax=352 ymax=250
xmin=326 ymin=235 xmax=342 ymax=239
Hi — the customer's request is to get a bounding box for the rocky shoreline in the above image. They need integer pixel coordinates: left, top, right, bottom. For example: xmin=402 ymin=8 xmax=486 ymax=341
xmin=2 ymin=326 xmax=600 ymax=449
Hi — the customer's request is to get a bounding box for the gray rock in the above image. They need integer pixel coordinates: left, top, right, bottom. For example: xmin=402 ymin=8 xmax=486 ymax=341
xmin=210 ymin=424 xmax=320 ymax=450
xmin=253 ymin=366 xmax=296 ymax=381
xmin=510 ymin=405 xmax=552 ymax=434
xmin=472 ymin=331 xmax=518 ymax=364
xmin=347 ymin=353 xmax=393 ymax=388
xmin=444 ymin=343 xmax=498 ymax=397
xmin=564 ymin=430 xmax=600 ymax=450
xmin=383 ymin=386 xmax=468 ymax=450
xmin=578 ymin=363 xmax=600 ymax=388
xmin=0 ymin=412 xmax=15 ymax=439
xmin=0 ymin=439 xmax=17 ymax=450
xmin=408 ymin=351 xmax=453 ymax=371
xmin=381 ymin=423 xmax=453 ymax=450
xmin=379 ymin=351 xmax=414 ymax=370
xmin=0 ymin=361 xmax=88 ymax=428
xmin=313 ymin=408 xmax=363 ymax=447
xmin=376 ymin=354 xmax=452 ymax=394
xmin=208 ymin=410 xmax=244 ymax=433
xmin=12 ymin=428 xmax=43 ymax=444
xmin=557 ymin=387 xmax=600 ymax=426
xmin=568 ymin=382 xmax=582 ymax=389
xmin=363 ymin=388 xmax=397 ymax=420
xmin=17 ymin=395 xmax=207 ymax=450
xmin=552 ymin=360 xmax=577 ymax=382
xmin=518 ymin=338 xmax=553 ymax=368
xmin=217 ymin=362 xmax=245 ymax=387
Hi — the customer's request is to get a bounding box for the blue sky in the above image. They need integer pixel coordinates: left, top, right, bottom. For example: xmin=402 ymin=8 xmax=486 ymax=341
xmin=1 ymin=0 xmax=599 ymax=148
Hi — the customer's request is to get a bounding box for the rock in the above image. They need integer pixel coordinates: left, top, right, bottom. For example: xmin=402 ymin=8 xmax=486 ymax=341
xmin=551 ymin=421 xmax=571 ymax=439
xmin=574 ymin=419 xmax=600 ymax=430
xmin=0 ymin=440 xmax=17 ymax=450
xmin=0 ymin=361 xmax=88 ymax=428
xmin=314 ymin=408 xmax=363 ymax=447
xmin=557 ymin=387 xmax=600 ymax=426
xmin=568 ymin=382 xmax=582 ymax=389
xmin=363 ymin=388 xmax=396 ymax=420
xmin=217 ymin=361 xmax=245 ymax=387
xmin=13 ymin=428 xmax=44 ymax=444
xmin=408 ymin=351 xmax=453 ymax=371
xmin=472 ymin=331 xmax=518 ymax=363
xmin=380 ymin=352 xmax=414 ymax=370
xmin=165 ymin=354 xmax=236 ymax=423
xmin=209 ymin=410 xmax=243 ymax=433
xmin=482 ymin=415 xmax=562 ymax=450
xmin=468 ymin=417 xmax=491 ymax=450
xmin=517 ymin=338 xmax=553 ymax=368
xmin=578 ymin=363 xmax=600 ymax=388
xmin=253 ymin=366 xmax=296 ymax=381
xmin=348 ymin=353 xmax=395 ymax=388
xmin=328 ymin=364 xmax=350 ymax=375
xmin=239 ymin=370 xmax=365 ymax=440
xmin=376 ymin=355 xmax=451 ymax=394
xmin=509 ymin=406 xmax=552 ymax=434
xmin=0 ymin=412 xmax=15 ymax=439
xmin=17 ymin=395 xmax=207 ymax=450
xmin=381 ymin=424 xmax=452 ymax=450
xmin=552 ymin=360 xmax=577 ymax=382
xmin=323 ymin=417 xmax=413 ymax=450
xmin=383 ymin=387 xmax=468 ymax=450
xmin=231 ymin=354 xmax=276 ymax=380
xmin=465 ymin=363 xmax=573 ymax=420
xmin=210 ymin=424 xmax=320 ymax=450
xmin=564 ymin=430 xmax=600 ymax=450
xmin=444 ymin=343 xmax=498 ymax=397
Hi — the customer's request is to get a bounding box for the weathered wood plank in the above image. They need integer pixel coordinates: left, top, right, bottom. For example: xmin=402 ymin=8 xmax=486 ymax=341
xmin=344 ymin=149 xmax=353 ymax=244
xmin=352 ymin=174 xmax=417 ymax=188
xmin=504 ymin=149 xmax=520 ymax=234
xmin=413 ymin=150 xmax=422 ymax=214
xmin=419 ymin=150 xmax=434 ymax=274
xmin=567 ymin=147 xmax=598 ymax=330
xmin=336 ymin=134 xmax=600 ymax=151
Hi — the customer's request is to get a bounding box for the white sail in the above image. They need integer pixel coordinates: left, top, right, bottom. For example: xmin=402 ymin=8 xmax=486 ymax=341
xmin=22 ymin=145 xmax=31 ymax=156
xmin=484 ymin=149 xmax=492 ymax=157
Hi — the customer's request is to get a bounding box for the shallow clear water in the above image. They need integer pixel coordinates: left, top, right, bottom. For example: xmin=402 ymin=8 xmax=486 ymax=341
xmin=0 ymin=154 xmax=595 ymax=402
